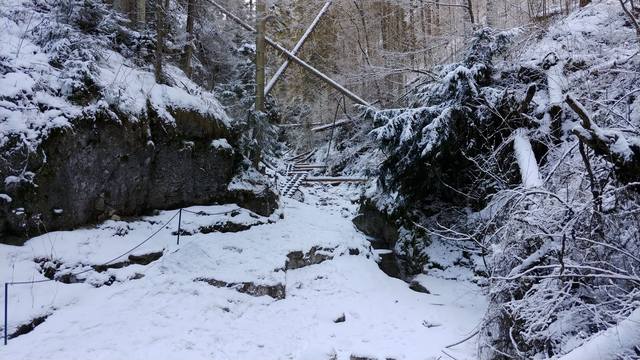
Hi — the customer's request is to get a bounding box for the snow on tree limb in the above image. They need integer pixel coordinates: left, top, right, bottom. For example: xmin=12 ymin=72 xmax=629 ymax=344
xmin=566 ymin=94 xmax=640 ymax=182
xmin=513 ymin=129 xmax=542 ymax=188
xmin=565 ymin=94 xmax=592 ymax=129
xmin=557 ymin=307 xmax=640 ymax=360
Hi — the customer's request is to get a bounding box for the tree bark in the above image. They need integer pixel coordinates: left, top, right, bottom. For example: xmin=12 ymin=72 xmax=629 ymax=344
xmin=255 ymin=0 xmax=266 ymax=112
xmin=136 ymin=0 xmax=145 ymax=27
xmin=466 ymin=0 xmax=475 ymax=24
xmin=182 ymin=0 xmax=196 ymax=78
xmin=154 ymin=0 xmax=169 ymax=84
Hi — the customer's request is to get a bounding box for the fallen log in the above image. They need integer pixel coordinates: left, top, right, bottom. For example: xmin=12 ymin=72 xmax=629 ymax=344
xmin=265 ymin=1 xmax=332 ymax=95
xmin=286 ymin=150 xmax=315 ymax=162
xmin=206 ymin=0 xmax=371 ymax=107
xmin=277 ymin=122 xmax=325 ymax=129
xmin=276 ymin=124 xmax=303 ymax=129
xmin=311 ymin=119 xmax=354 ymax=132
xmin=294 ymin=152 xmax=316 ymax=164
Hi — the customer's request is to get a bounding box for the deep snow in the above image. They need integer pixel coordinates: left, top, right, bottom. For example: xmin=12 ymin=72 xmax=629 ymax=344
xmin=1 ymin=186 xmax=485 ymax=360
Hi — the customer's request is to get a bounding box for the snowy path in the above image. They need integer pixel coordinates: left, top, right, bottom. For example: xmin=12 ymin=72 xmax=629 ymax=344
xmin=1 ymin=188 xmax=485 ymax=360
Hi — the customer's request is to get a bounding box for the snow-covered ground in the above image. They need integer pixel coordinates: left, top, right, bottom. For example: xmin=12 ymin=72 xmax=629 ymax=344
xmin=0 ymin=0 xmax=231 ymax=151
xmin=1 ymin=186 xmax=485 ymax=360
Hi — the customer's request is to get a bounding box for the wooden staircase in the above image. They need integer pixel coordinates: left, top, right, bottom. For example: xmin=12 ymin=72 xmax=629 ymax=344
xmin=281 ymin=162 xmax=326 ymax=198
xmin=280 ymin=151 xmax=366 ymax=198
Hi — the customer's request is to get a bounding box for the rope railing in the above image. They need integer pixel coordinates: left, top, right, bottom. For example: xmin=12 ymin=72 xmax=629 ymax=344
xmin=3 ymin=206 xmax=238 ymax=345
xmin=180 ymin=208 xmax=238 ymax=216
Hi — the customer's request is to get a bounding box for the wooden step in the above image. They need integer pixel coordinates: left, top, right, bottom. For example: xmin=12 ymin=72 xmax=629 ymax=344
xmin=302 ymin=176 xmax=367 ymax=184
xmin=293 ymin=165 xmax=327 ymax=169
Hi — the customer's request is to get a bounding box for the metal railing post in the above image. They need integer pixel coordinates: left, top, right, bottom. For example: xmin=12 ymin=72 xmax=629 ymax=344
xmin=176 ymin=209 xmax=183 ymax=245
xmin=4 ymin=282 xmax=8 ymax=345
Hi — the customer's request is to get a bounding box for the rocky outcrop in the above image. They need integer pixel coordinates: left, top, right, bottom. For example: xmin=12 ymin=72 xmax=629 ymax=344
xmin=195 ymin=277 xmax=286 ymax=300
xmin=352 ymin=202 xmax=405 ymax=279
xmin=352 ymin=201 xmax=398 ymax=250
xmin=408 ymin=280 xmax=430 ymax=294
xmin=8 ymin=315 xmax=49 ymax=340
xmin=92 ymin=251 xmax=164 ymax=272
xmin=285 ymin=246 xmax=335 ymax=270
xmin=35 ymin=251 xmax=161 ymax=285
xmin=196 ymin=208 xmax=275 ymax=234
xmin=0 ymin=107 xmax=277 ymax=244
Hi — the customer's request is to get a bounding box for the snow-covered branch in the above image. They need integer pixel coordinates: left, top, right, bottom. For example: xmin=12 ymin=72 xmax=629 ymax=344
xmin=566 ymin=95 xmax=640 ymax=183
xmin=558 ymin=307 xmax=640 ymax=360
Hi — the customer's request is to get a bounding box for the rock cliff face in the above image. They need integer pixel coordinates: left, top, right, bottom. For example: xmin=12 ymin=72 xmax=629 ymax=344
xmin=0 ymin=107 xmax=277 ymax=244
xmin=352 ymin=201 xmax=398 ymax=250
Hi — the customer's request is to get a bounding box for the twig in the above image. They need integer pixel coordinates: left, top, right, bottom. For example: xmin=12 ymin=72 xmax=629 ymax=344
xmin=445 ymin=330 xmax=479 ymax=348
xmin=15 ymin=12 xmax=34 ymax=60
xmin=441 ymin=349 xmax=460 ymax=360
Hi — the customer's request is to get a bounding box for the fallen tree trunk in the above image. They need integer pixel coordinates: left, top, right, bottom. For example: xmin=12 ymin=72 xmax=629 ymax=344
xmin=277 ymin=122 xmax=324 ymax=129
xmin=206 ymin=0 xmax=371 ymax=107
xmin=513 ymin=129 xmax=543 ymax=188
xmin=265 ymin=1 xmax=332 ymax=95
xmin=286 ymin=150 xmax=315 ymax=162
xmin=311 ymin=118 xmax=354 ymax=132
xmin=546 ymin=54 xmax=567 ymax=140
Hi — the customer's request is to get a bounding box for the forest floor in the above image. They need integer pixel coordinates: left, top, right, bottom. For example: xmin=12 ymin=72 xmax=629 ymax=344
xmin=0 ymin=185 xmax=485 ymax=360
